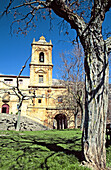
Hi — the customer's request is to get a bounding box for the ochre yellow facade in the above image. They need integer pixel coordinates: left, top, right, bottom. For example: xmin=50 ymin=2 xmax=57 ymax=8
xmin=0 ymin=36 xmax=76 ymax=129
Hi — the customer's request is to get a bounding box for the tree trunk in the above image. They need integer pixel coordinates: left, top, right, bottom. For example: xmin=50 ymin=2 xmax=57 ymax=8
xmin=16 ymin=99 xmax=23 ymax=131
xmin=82 ymin=34 xmax=109 ymax=169
xmin=74 ymin=113 xmax=78 ymax=129
xmin=80 ymin=104 xmax=84 ymax=131
xmin=16 ymin=108 xmax=21 ymax=131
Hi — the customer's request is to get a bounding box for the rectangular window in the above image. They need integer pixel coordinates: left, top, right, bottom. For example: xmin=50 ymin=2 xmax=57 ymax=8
xmin=38 ymin=99 xmax=42 ymax=103
xmin=58 ymin=97 xmax=63 ymax=103
xmin=19 ymin=79 xmax=23 ymax=84
xmin=4 ymin=79 xmax=13 ymax=84
xmin=39 ymin=75 xmax=43 ymax=83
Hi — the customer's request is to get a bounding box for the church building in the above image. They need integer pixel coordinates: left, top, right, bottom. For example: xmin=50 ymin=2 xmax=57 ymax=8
xmin=0 ymin=36 xmax=75 ymax=129
xmin=0 ymin=36 xmax=110 ymax=129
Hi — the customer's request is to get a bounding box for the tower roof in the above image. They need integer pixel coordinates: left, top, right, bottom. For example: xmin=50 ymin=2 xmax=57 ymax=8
xmin=40 ymin=36 xmax=46 ymax=40
xmin=32 ymin=36 xmax=53 ymax=46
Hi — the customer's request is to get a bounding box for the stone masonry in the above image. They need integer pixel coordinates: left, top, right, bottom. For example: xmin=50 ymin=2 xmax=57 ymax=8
xmin=0 ymin=113 xmax=49 ymax=131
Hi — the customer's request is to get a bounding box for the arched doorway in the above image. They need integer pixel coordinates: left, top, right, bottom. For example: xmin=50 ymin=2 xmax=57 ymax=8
xmin=54 ymin=114 xmax=67 ymax=129
xmin=2 ymin=104 xmax=9 ymax=114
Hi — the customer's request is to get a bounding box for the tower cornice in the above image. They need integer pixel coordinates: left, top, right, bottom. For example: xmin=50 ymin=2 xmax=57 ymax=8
xmin=29 ymin=63 xmax=53 ymax=67
xmin=31 ymin=43 xmax=53 ymax=47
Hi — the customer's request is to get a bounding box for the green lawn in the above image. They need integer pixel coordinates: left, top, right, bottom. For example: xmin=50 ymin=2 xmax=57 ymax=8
xmin=0 ymin=129 xmax=111 ymax=170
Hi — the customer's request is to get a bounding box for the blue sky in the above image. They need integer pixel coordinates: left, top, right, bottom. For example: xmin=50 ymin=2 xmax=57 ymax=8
xmin=0 ymin=2 xmax=111 ymax=80
xmin=0 ymin=2 xmax=76 ymax=79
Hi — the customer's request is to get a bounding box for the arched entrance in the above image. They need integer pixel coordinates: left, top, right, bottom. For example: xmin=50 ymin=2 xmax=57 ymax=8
xmin=54 ymin=114 xmax=67 ymax=129
xmin=2 ymin=104 xmax=9 ymax=114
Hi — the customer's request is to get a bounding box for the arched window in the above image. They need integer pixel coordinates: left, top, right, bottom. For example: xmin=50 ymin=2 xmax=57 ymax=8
xmin=39 ymin=52 xmax=44 ymax=62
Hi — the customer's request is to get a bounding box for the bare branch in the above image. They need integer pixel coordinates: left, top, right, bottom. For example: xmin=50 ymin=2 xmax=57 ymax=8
xmin=0 ymin=80 xmax=16 ymax=89
xmin=1 ymin=0 xmax=14 ymax=16
xmin=11 ymin=1 xmax=48 ymax=10
xmin=49 ymin=1 xmax=86 ymax=36
xmin=18 ymin=49 xmax=37 ymax=77
xmin=0 ymin=80 xmax=21 ymax=99
xmin=12 ymin=1 xmax=40 ymax=9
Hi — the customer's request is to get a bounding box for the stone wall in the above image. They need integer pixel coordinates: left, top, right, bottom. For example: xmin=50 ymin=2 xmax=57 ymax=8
xmin=0 ymin=113 xmax=49 ymax=131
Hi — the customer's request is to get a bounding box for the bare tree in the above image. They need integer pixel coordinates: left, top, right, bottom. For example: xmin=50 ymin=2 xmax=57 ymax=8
xmin=1 ymin=1 xmax=111 ymax=169
xmin=0 ymin=50 xmax=46 ymax=131
xmin=57 ymin=45 xmax=85 ymax=129
xmin=0 ymin=79 xmax=33 ymax=131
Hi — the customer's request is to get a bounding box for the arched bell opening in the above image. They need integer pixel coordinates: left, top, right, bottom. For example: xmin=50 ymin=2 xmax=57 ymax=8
xmin=39 ymin=52 xmax=44 ymax=62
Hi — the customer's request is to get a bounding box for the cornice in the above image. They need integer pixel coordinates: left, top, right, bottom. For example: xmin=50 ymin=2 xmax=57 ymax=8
xmin=28 ymin=85 xmax=66 ymax=89
xmin=0 ymin=75 xmax=30 ymax=78
xmin=29 ymin=63 xmax=53 ymax=67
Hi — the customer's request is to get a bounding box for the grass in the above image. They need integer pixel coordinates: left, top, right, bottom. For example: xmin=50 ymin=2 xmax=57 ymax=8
xmin=0 ymin=129 xmax=111 ymax=170
xmin=106 ymin=144 xmax=111 ymax=168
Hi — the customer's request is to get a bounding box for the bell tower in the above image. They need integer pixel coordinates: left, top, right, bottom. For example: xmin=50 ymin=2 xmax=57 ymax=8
xmin=29 ymin=36 xmax=53 ymax=87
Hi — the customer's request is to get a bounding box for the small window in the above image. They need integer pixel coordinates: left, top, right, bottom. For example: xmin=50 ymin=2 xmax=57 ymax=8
xmin=19 ymin=79 xmax=23 ymax=85
xmin=39 ymin=75 xmax=43 ymax=83
xmin=39 ymin=52 xmax=44 ymax=62
xmin=4 ymin=79 xmax=13 ymax=84
xmin=38 ymin=99 xmax=42 ymax=103
xmin=58 ymin=97 xmax=63 ymax=103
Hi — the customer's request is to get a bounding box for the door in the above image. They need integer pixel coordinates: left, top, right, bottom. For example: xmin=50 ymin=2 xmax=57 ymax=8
xmin=2 ymin=104 xmax=9 ymax=113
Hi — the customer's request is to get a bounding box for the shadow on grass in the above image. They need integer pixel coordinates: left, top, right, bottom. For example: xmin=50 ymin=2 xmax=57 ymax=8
xmin=0 ymin=131 xmax=83 ymax=169
xmin=34 ymin=139 xmax=83 ymax=162
xmin=40 ymin=153 xmax=55 ymax=169
xmin=32 ymin=137 xmax=83 ymax=169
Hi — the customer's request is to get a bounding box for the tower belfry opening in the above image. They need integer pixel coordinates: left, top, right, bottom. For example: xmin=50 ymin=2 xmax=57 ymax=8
xmin=39 ymin=52 xmax=44 ymax=62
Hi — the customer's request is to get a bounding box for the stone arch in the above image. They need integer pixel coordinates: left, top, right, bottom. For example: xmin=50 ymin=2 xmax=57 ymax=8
xmin=54 ymin=114 xmax=67 ymax=129
xmin=2 ymin=104 xmax=9 ymax=114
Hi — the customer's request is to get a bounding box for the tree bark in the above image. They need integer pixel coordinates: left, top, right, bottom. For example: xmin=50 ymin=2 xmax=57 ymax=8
xmin=81 ymin=32 xmax=109 ymax=169
xmin=16 ymin=108 xmax=21 ymax=131
xmin=16 ymin=98 xmax=23 ymax=131
xmin=80 ymin=104 xmax=84 ymax=131
xmin=49 ymin=1 xmax=109 ymax=168
xmin=74 ymin=112 xmax=78 ymax=129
